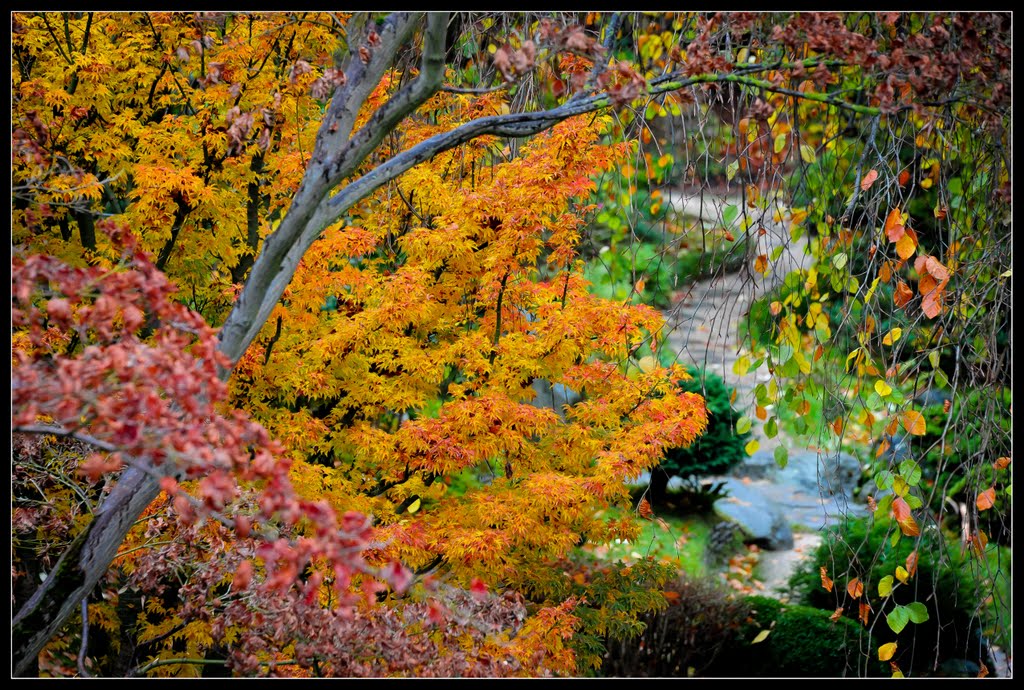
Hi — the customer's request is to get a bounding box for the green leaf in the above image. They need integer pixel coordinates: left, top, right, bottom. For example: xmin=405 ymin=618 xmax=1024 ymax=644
xmin=887 ymin=606 xmax=910 ymax=634
xmin=892 ymin=476 xmax=909 ymax=497
xmin=928 ymin=351 xmax=940 ymax=369
xmin=833 ymin=252 xmax=848 ymax=270
xmin=906 ymin=602 xmax=930 ymax=624
xmin=722 ymin=204 xmax=739 ymax=227
xmin=878 ymin=575 xmax=895 ymax=597
xmin=774 ymin=445 xmax=788 ymax=469
xmin=774 ymin=133 xmax=787 ymax=154
xmin=754 ymin=384 xmax=768 ymax=404
xmin=874 ymin=494 xmax=893 ymax=521
xmin=726 ymin=160 xmax=740 ymax=182
xmin=904 ymin=493 xmax=923 ymax=509
xmin=736 ymin=416 xmax=752 ymax=435
xmin=800 ymin=143 xmax=816 ymax=163
xmin=933 ymin=368 xmax=949 ymax=389
xmin=765 ymin=417 xmax=778 ymax=439
xmin=875 ymin=470 xmax=895 ymax=491
xmin=890 ymin=530 xmax=901 ymax=548
xmin=899 ymin=460 xmax=922 ymax=486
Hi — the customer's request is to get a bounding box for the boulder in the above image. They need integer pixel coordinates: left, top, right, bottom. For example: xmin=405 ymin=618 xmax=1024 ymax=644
xmin=731 ymin=449 xmax=779 ymax=481
xmin=784 ymin=450 xmax=861 ymax=498
xmin=713 ymin=478 xmax=794 ymax=550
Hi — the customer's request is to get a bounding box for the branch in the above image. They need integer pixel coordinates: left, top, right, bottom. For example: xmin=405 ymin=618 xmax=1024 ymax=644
xmin=77 ymin=598 xmax=91 ymax=678
xmin=840 ymin=114 xmax=880 ymax=223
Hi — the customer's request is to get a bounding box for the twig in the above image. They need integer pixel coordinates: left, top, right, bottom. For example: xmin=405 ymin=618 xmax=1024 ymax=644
xmin=840 ymin=114 xmax=880 ymax=223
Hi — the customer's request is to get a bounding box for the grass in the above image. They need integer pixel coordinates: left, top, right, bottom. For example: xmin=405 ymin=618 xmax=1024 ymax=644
xmin=585 ymin=506 xmax=713 ymax=578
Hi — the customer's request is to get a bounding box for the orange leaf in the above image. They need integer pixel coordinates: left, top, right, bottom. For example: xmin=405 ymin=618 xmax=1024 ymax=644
xmin=894 ymin=281 xmax=913 ymax=308
xmin=879 ymin=260 xmax=892 ymax=284
xmin=976 ymin=487 xmax=996 ymax=511
xmin=847 ymin=577 xmax=864 ymax=599
xmin=994 ymin=456 xmax=1011 ymax=470
xmin=943 ymin=399 xmax=952 ymax=414
xmin=866 ymin=495 xmax=877 ymax=512
xmin=820 ymin=566 xmax=834 ymax=592
xmin=830 ymin=607 xmax=844 ymax=622
xmin=905 ymin=551 xmax=918 ymax=578
xmin=832 ymin=417 xmax=844 ymax=435
xmin=921 ymin=289 xmax=944 ymax=319
xmin=895 ymin=232 xmax=916 ymax=260
xmin=924 ymin=255 xmax=950 ymax=282
xmin=885 ymin=417 xmax=899 ymax=437
xmin=892 ymin=496 xmax=920 ymax=536
xmin=814 ymin=344 xmax=824 ymax=361
xmin=901 ymin=410 xmax=926 ymax=436
xmin=879 ymin=642 xmax=898 ymax=661
xmin=755 ymin=405 xmax=767 ymax=421
xmin=724 ymin=230 xmax=735 ymax=242
xmin=754 ymin=254 xmax=769 ymax=274
xmin=898 ymin=170 xmax=911 ymax=186
xmin=861 ymin=169 xmax=879 ymax=191
xmin=883 ymin=208 xmax=905 ymax=242
xmin=978 ymin=662 xmax=989 ymax=679
xmin=919 ymin=273 xmax=938 ymax=297
xmin=638 ymin=498 xmax=654 ymax=519
xmin=859 ymin=601 xmax=871 ymax=626
xmin=875 ymin=438 xmax=891 ymax=458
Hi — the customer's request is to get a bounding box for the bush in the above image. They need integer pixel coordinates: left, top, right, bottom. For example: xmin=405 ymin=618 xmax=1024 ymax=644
xmin=705 ymin=595 xmax=883 ymax=677
xmin=788 ymin=517 xmax=989 ymax=676
xmin=601 ymin=575 xmax=749 ymax=677
xmin=654 ymin=366 xmax=749 ymax=494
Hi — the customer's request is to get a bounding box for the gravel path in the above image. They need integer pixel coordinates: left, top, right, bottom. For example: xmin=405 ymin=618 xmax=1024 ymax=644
xmin=661 ymin=188 xmax=828 ymax=597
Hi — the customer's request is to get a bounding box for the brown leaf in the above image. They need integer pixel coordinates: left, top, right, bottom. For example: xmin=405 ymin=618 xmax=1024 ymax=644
xmin=978 ymin=662 xmax=989 ymax=679
xmin=859 ymin=601 xmax=871 ymax=626
xmin=993 ymin=456 xmax=1011 ymax=470
xmin=924 ymin=255 xmax=950 ymax=282
xmin=638 ymin=498 xmax=654 ymax=520
xmin=921 ymin=289 xmax=944 ymax=319
xmin=830 ymin=606 xmax=844 ymax=621
xmin=847 ymin=577 xmax=864 ymax=599
xmin=894 ymin=281 xmax=913 ymax=308
xmin=976 ymin=486 xmax=996 ymax=511
xmin=820 ymin=566 xmax=834 ymax=592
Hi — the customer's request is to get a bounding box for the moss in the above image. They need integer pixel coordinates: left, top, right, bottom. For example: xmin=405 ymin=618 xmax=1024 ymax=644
xmin=706 ymin=595 xmax=884 ymax=677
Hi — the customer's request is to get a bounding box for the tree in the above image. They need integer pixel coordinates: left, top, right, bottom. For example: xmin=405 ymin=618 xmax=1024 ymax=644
xmin=12 ymin=11 xmax=1011 ymax=676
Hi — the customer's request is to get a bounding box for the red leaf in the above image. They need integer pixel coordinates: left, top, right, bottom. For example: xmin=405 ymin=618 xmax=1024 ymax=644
xmin=470 ymin=577 xmax=488 ymax=600
xmin=891 ymin=496 xmax=920 ymax=536
xmin=860 ymin=169 xmax=879 ymax=191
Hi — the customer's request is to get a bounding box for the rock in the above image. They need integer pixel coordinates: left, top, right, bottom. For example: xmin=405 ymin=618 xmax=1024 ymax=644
xmin=713 ymin=478 xmax=794 ymax=550
xmin=936 ymin=658 xmax=981 ymax=678
xmin=665 ymin=475 xmax=686 ymax=493
xmin=784 ymin=450 xmax=861 ymax=498
xmin=731 ymin=449 xmax=779 ymax=481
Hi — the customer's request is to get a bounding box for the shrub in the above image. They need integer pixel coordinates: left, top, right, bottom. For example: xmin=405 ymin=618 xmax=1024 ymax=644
xmin=705 ymin=595 xmax=884 ymax=677
xmin=653 ymin=366 xmax=749 ymax=497
xmin=787 ymin=517 xmax=990 ymax=676
xmin=601 ymin=575 xmax=749 ymax=677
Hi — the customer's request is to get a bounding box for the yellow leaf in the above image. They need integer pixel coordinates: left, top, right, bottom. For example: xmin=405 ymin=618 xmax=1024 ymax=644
xmin=407 ymin=498 xmax=422 ymax=514
xmin=744 ymin=439 xmax=760 ymax=456
xmin=751 ymin=629 xmax=771 ymax=644
xmin=878 ymin=642 xmax=898 ymax=661
xmin=895 ymin=232 xmax=916 ymax=260
xmin=799 ymin=144 xmax=816 ymax=163
xmin=637 ymin=355 xmax=657 ymax=373
xmin=881 ymin=328 xmax=902 ymax=346
xmin=874 ymin=380 xmax=893 ymax=396
xmin=895 ymin=566 xmax=909 ymax=584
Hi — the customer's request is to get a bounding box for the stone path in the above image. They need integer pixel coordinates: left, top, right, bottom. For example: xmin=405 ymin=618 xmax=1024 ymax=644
xmin=660 ymin=187 xmax=858 ymax=598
